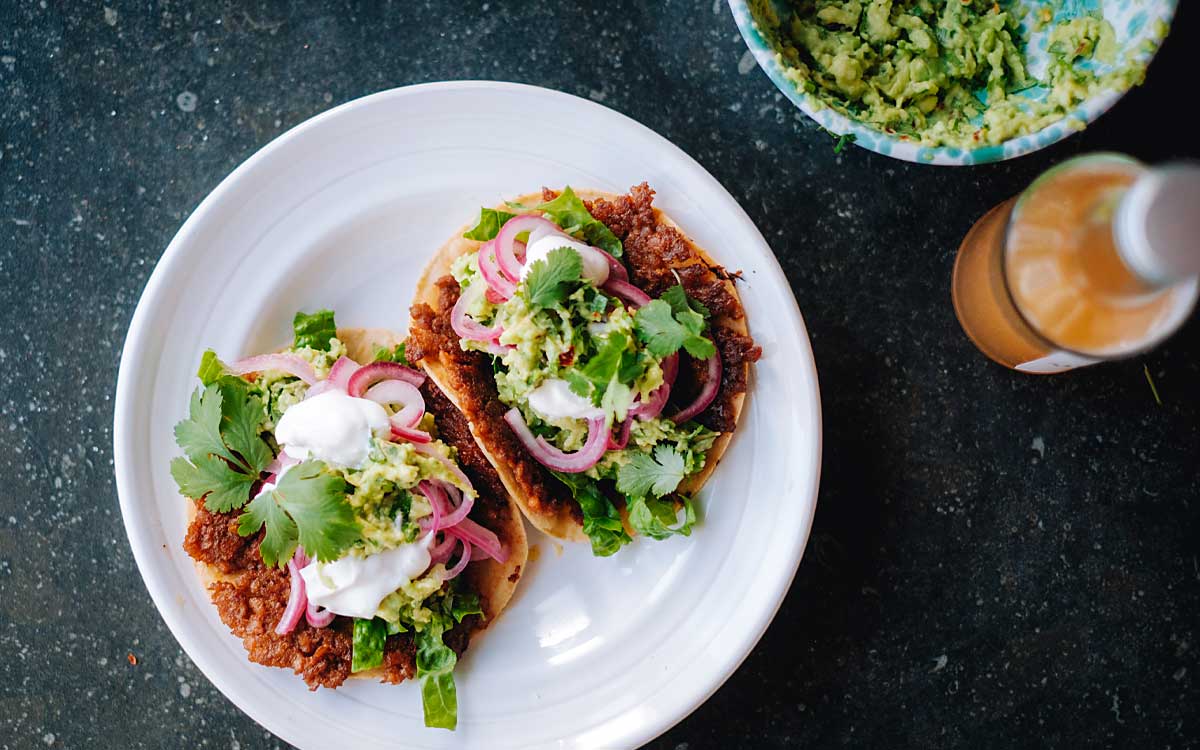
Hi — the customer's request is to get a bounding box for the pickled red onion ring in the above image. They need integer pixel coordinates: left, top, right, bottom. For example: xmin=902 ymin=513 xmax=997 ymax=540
xmin=347 ymin=361 xmax=424 ymax=397
xmin=228 ymin=354 xmax=317 ymax=385
xmin=275 ymin=551 xmax=309 ymax=635
xmin=443 ymin=538 xmax=472 ymax=581
xmin=390 ymin=423 xmax=432 ymax=444
xmin=602 ymin=278 xmax=651 ymax=308
xmin=630 ymin=353 xmax=678 ymax=421
xmin=672 ymin=349 xmax=722 ymax=424
xmin=447 ymin=516 xmax=507 ymax=563
xmin=477 ymin=241 xmax=516 ymax=299
xmin=596 ymin=248 xmax=628 ymax=282
xmin=503 ymin=408 xmax=608 ymax=473
xmin=496 ymin=215 xmax=560 ymax=282
xmin=451 ymin=282 xmax=503 ymax=343
xmin=608 ymin=418 xmax=632 ymax=450
xmin=305 ymin=601 xmax=334 ymax=628
xmin=326 ymin=356 xmax=361 ymax=390
xmin=364 ymin=379 xmax=425 ymax=430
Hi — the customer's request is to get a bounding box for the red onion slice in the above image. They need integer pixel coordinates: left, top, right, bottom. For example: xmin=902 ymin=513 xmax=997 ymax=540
xmin=420 ymin=479 xmax=445 ymax=534
xmin=275 ymin=552 xmax=308 ymax=635
xmin=326 ymin=356 xmax=361 ymax=390
xmin=365 ymin=379 xmax=425 ymax=430
xmin=305 ymin=601 xmax=335 ymax=628
xmin=672 ymin=349 xmax=722 ymax=424
xmin=477 ymin=242 xmax=516 ymax=299
xmin=347 ymin=361 xmax=424 ymax=397
xmin=496 ymin=215 xmax=560 ymax=282
xmin=596 ymin=248 xmax=629 ymax=282
xmin=436 ymin=482 xmax=474 ymax=529
xmin=428 ymin=530 xmax=457 ymax=565
xmin=451 ymin=282 xmax=504 ymax=343
xmin=630 ymin=353 xmax=679 ymax=421
xmin=602 ymin=278 xmax=651 ymax=308
xmin=390 ymin=423 xmax=433 ymax=444
xmin=443 ymin=538 xmax=472 ymax=581
xmin=265 ymin=450 xmax=300 ymax=477
xmin=228 ymin=354 xmax=318 ymax=385
xmin=503 ymin=408 xmax=609 ymax=473
xmin=447 ymin=517 xmax=508 ymax=563
xmin=607 ymin=418 xmax=632 ymax=450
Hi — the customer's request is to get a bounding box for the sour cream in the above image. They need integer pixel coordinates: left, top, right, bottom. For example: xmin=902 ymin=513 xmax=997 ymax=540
xmin=275 ymin=390 xmax=390 ymax=469
xmin=527 ymin=378 xmax=604 ymax=421
xmin=299 ymin=536 xmax=433 ymax=620
xmin=520 ymin=234 xmax=610 ymax=286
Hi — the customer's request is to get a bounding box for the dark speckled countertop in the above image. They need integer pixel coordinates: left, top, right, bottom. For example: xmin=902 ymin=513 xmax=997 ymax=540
xmin=2 ymin=2 xmax=1198 ymax=748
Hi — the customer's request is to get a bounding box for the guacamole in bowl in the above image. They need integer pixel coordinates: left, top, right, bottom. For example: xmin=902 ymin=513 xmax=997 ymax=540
xmin=730 ymin=0 xmax=1176 ymax=164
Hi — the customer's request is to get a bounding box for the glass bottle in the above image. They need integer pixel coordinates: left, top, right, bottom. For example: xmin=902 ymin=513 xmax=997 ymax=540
xmin=952 ymin=153 xmax=1200 ymax=374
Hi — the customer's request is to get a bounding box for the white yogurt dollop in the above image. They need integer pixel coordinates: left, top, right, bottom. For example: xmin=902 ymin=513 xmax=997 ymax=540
xmin=519 ymin=234 xmax=610 ymax=286
xmin=299 ymin=536 xmax=433 ymax=620
xmin=527 ymin=378 xmax=604 ymax=421
xmin=275 ymin=390 xmax=390 ymax=469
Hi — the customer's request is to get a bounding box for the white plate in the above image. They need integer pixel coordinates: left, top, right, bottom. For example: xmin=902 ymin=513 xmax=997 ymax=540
xmin=113 ymin=82 xmax=822 ymax=750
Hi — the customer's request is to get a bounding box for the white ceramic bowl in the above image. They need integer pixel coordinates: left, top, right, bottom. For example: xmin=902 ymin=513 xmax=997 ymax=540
xmin=730 ymin=0 xmax=1177 ymax=165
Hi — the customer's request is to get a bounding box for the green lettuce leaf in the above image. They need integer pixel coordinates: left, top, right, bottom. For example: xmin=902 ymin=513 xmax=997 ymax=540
xmin=351 ymin=618 xmax=388 ymax=673
xmin=507 ymin=186 xmax=622 ymax=257
xmin=628 ymin=495 xmax=697 ymax=540
xmin=553 ymin=472 xmax=631 ymax=557
xmin=416 ymin=618 xmax=459 ymax=730
xmin=462 ymin=207 xmax=516 ymax=241
xmin=292 ymin=309 xmax=337 ymax=351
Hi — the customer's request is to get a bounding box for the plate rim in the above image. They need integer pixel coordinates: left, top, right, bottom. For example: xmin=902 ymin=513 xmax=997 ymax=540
xmin=113 ymin=80 xmax=823 ymax=749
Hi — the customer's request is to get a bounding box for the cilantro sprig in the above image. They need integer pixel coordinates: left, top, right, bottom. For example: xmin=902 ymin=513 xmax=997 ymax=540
xmin=616 ymin=444 xmax=687 ymax=498
xmin=237 ymin=459 xmax=360 ymax=567
xmin=634 ymin=289 xmax=716 ymax=360
xmin=172 ymin=343 xmax=361 ymax=568
xmin=525 ymin=246 xmax=583 ymax=308
xmin=170 ymin=380 xmax=273 ymax=513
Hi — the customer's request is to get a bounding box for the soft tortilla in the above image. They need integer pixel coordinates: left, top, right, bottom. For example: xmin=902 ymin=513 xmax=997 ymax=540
xmin=186 ymin=327 xmax=528 ymax=681
xmin=412 ymin=190 xmax=751 ymax=542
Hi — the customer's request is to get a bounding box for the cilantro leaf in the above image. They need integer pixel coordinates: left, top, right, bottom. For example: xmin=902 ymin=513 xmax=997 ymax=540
xmin=351 ymin=618 xmax=388 ymax=673
xmin=553 ymin=472 xmax=631 ymax=557
xmin=171 ymin=455 xmax=259 ymax=513
xmin=462 ymin=207 xmax=516 ymax=241
xmin=416 ymin=618 xmax=459 ymax=730
xmin=507 ymin=186 xmax=623 ymax=257
xmin=628 ymin=495 xmax=697 ymax=540
xmin=172 ymin=381 xmax=273 ymax=511
xmin=616 ymin=445 xmax=687 ymax=498
xmin=217 ymin=380 xmax=274 ymax=474
xmin=634 ymin=299 xmax=716 ymax=360
xmin=293 ymin=309 xmax=337 ymax=351
xmin=661 ymin=284 xmax=710 ymax=320
xmin=235 ymin=460 xmax=359 ymax=567
xmin=525 ymin=246 xmax=582 ymax=308
xmin=238 ymin=487 xmax=299 ymax=567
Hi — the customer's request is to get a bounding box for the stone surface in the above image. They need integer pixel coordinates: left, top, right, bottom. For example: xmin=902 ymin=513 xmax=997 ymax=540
xmin=1 ymin=2 xmax=1198 ymax=748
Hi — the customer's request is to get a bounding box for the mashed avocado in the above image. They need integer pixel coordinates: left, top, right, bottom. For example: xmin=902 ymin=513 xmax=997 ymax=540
xmin=762 ymin=0 xmax=1141 ymax=147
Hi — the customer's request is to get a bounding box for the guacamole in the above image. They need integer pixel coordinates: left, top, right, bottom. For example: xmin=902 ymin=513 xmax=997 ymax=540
xmin=762 ymin=0 xmax=1143 ymax=147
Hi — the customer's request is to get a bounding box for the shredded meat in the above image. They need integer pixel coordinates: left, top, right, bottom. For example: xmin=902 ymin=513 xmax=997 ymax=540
xmin=587 ymin=183 xmax=762 ymax=431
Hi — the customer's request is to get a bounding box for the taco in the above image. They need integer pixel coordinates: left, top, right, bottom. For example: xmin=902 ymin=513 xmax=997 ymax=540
xmin=408 ymin=183 xmax=761 ymax=556
xmin=174 ymin=311 xmax=527 ymax=730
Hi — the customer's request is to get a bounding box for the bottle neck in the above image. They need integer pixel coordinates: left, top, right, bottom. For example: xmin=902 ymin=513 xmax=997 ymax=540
xmin=1113 ymin=164 xmax=1200 ymax=287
